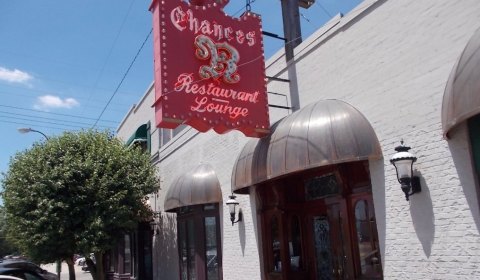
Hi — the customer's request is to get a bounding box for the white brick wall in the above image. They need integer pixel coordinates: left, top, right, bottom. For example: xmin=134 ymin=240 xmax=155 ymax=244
xmin=118 ymin=0 xmax=480 ymax=279
xmin=272 ymin=0 xmax=480 ymax=278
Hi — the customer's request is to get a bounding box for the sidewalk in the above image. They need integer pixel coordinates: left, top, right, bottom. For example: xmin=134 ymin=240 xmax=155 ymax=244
xmin=42 ymin=262 xmax=92 ymax=280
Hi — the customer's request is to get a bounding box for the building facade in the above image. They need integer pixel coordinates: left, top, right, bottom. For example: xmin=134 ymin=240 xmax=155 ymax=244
xmin=117 ymin=0 xmax=480 ymax=279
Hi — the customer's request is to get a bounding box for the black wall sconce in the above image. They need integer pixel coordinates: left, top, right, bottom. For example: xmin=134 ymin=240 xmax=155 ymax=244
xmin=149 ymin=211 xmax=161 ymax=235
xmin=147 ymin=198 xmax=161 ymax=235
xmin=226 ymin=194 xmax=242 ymax=226
xmin=390 ymin=141 xmax=421 ymax=201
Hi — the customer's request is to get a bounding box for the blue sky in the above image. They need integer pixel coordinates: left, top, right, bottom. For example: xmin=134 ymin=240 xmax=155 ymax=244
xmin=0 ymin=0 xmax=361 ymax=181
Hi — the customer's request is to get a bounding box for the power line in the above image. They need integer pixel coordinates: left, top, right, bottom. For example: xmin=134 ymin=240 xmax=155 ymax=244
xmin=91 ymin=28 xmax=153 ymax=128
xmin=0 ymin=115 xmax=107 ymax=130
xmin=82 ymin=0 xmax=138 ymax=116
xmin=232 ymin=0 xmax=258 ymax=16
xmin=0 ymin=111 xmax=115 ymax=129
xmin=0 ymin=119 xmax=83 ymax=132
xmin=315 ymin=1 xmax=333 ymax=18
xmin=0 ymin=104 xmax=119 ymax=124
xmin=0 ymin=87 xmax=134 ymax=109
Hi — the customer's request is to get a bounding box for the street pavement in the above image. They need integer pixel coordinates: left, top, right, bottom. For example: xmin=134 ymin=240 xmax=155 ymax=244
xmin=42 ymin=262 xmax=92 ymax=280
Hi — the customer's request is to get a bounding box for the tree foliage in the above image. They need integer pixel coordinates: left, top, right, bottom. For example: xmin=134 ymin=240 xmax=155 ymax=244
xmin=0 ymin=207 xmax=19 ymax=257
xmin=1 ymin=130 xmax=158 ymax=279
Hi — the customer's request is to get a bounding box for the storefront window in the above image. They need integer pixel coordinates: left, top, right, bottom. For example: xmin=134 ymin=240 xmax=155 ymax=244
xmin=159 ymin=125 xmax=186 ymax=148
xmin=177 ymin=204 xmax=222 ymax=280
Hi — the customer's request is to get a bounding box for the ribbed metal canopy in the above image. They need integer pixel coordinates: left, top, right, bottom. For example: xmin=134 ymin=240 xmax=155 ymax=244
xmin=442 ymin=28 xmax=480 ymax=138
xmin=164 ymin=163 xmax=222 ymax=212
xmin=232 ymin=99 xmax=382 ymax=194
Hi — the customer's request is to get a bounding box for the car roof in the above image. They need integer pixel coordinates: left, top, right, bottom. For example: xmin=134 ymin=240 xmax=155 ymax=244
xmin=0 ymin=267 xmax=40 ymax=274
xmin=0 ymin=276 xmax=23 ymax=280
xmin=0 ymin=267 xmax=46 ymax=279
xmin=0 ymin=260 xmax=36 ymax=265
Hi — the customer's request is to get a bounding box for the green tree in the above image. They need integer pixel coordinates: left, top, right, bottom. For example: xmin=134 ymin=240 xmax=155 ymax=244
xmin=0 ymin=207 xmax=19 ymax=257
xmin=2 ymin=130 xmax=159 ymax=280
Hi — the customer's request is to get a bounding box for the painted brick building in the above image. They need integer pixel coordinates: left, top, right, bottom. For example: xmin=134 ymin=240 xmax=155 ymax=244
xmin=117 ymin=0 xmax=480 ymax=279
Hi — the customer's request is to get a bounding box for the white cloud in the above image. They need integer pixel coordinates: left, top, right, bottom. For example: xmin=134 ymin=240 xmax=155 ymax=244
xmin=0 ymin=67 xmax=33 ymax=83
xmin=34 ymin=95 xmax=80 ymax=110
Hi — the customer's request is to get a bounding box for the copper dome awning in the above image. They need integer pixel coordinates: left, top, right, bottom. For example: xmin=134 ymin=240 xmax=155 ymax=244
xmin=232 ymin=99 xmax=383 ymax=194
xmin=164 ymin=163 xmax=222 ymax=212
xmin=442 ymin=28 xmax=480 ymax=138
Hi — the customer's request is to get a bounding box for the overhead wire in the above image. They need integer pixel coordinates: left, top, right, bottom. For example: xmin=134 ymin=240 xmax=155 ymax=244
xmin=0 ymin=115 xmax=113 ymax=130
xmin=315 ymin=1 xmax=334 ymax=18
xmin=1 ymin=0 xmax=340 ymax=136
xmin=91 ymin=28 xmax=153 ymax=129
xmin=81 ymin=0 xmax=138 ymax=117
xmin=86 ymin=0 xmax=337 ymax=127
xmin=0 ymin=119 xmax=79 ymax=132
xmin=0 ymin=110 xmax=115 ymax=129
xmin=0 ymin=104 xmax=118 ymax=124
xmin=0 ymin=83 xmax=137 ymax=108
xmin=232 ymin=0 xmax=258 ymax=16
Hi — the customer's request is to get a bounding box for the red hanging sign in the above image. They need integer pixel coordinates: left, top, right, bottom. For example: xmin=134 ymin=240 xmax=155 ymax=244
xmin=150 ymin=0 xmax=270 ymax=137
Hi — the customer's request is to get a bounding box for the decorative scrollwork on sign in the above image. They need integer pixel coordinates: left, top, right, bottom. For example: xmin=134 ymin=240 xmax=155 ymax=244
xmin=195 ymin=34 xmax=240 ymax=84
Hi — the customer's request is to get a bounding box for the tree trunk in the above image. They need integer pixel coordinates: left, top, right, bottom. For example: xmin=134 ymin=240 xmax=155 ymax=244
xmin=86 ymin=257 xmax=98 ymax=280
xmin=65 ymin=257 xmax=76 ymax=280
xmin=94 ymin=252 xmax=105 ymax=280
xmin=56 ymin=261 xmax=62 ymax=280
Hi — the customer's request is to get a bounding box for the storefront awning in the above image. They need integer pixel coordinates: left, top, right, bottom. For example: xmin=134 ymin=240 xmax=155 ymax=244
xmin=232 ymin=99 xmax=382 ymax=194
xmin=442 ymin=28 xmax=480 ymax=138
xmin=126 ymin=124 xmax=148 ymax=147
xmin=164 ymin=163 xmax=222 ymax=212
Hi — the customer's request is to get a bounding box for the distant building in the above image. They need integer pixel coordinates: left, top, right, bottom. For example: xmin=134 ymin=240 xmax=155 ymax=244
xmin=117 ymin=0 xmax=480 ymax=279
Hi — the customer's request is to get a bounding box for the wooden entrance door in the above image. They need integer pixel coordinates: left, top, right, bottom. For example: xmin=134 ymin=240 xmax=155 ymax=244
xmin=306 ymin=198 xmax=354 ymax=280
xmin=258 ymin=161 xmax=383 ymax=280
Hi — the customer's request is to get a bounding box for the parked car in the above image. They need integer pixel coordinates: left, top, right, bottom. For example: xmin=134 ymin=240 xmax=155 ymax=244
xmin=0 ymin=276 xmax=23 ymax=280
xmin=74 ymin=257 xmax=85 ymax=266
xmin=0 ymin=267 xmax=46 ymax=280
xmin=0 ymin=260 xmax=57 ymax=280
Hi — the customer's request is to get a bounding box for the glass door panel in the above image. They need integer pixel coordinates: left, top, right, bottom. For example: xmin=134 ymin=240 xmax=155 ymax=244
xmin=187 ymin=219 xmax=196 ymax=280
xmin=351 ymin=196 xmax=382 ymax=279
xmin=288 ymin=216 xmax=302 ymax=272
xmin=327 ymin=201 xmax=352 ymax=280
xmin=271 ymin=217 xmax=282 ymax=273
xmin=205 ymin=217 xmax=219 ymax=280
xmin=312 ymin=216 xmax=333 ymax=280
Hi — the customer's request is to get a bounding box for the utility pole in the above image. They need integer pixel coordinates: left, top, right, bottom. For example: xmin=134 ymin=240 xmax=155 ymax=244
xmin=281 ymin=0 xmax=302 ymax=112
xmin=278 ymin=0 xmax=315 ymax=112
xmin=281 ymin=0 xmax=303 ymax=62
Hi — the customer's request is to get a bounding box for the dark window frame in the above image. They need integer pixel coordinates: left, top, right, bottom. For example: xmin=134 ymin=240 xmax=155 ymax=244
xmin=468 ymin=115 xmax=480 ymax=210
xmin=176 ymin=203 xmax=223 ymax=280
xmin=159 ymin=125 xmax=187 ymax=149
xmin=257 ymin=161 xmax=383 ymax=280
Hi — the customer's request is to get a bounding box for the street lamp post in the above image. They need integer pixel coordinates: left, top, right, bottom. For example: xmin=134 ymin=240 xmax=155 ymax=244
xmin=17 ymin=127 xmax=57 ymax=274
xmin=17 ymin=127 xmax=49 ymax=140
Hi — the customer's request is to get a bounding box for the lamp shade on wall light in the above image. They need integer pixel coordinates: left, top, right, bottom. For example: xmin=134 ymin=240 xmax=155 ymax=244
xmin=390 ymin=141 xmax=421 ymax=201
xmin=225 ymin=194 xmax=242 ymax=226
